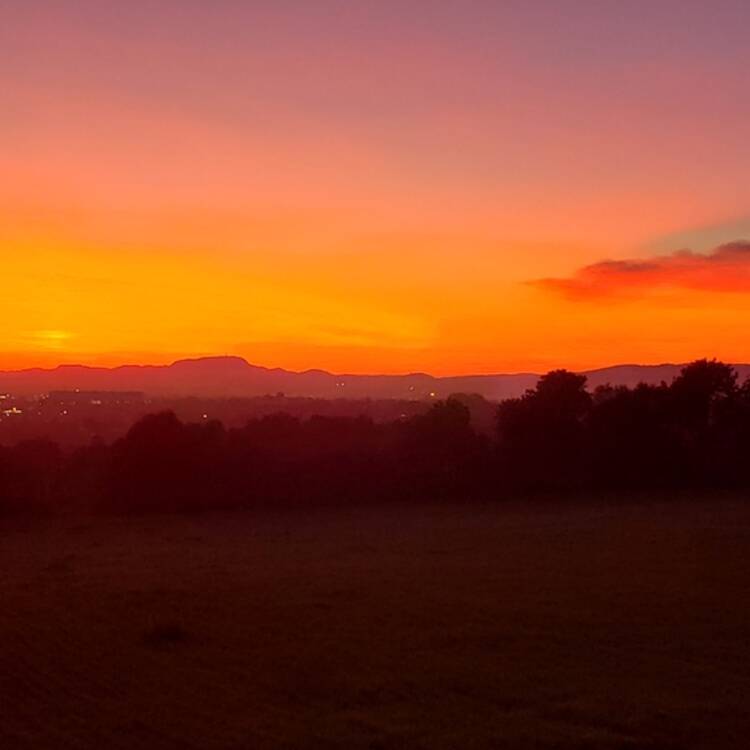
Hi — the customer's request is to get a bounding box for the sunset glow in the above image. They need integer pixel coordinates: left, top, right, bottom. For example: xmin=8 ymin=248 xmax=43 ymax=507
xmin=3 ymin=1 xmax=750 ymax=374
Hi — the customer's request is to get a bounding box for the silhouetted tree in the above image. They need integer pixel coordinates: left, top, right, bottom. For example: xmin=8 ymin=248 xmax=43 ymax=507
xmin=4 ymin=358 xmax=750 ymax=515
xmin=667 ymin=360 xmax=739 ymax=484
xmin=108 ymin=412 xmax=228 ymax=512
xmin=588 ymin=383 xmax=680 ymax=488
xmin=670 ymin=359 xmax=737 ymax=430
xmin=497 ymin=370 xmax=591 ymax=489
xmin=0 ymin=439 xmax=61 ymax=514
xmin=447 ymin=392 xmax=498 ymax=436
xmin=393 ymin=398 xmax=488 ymax=498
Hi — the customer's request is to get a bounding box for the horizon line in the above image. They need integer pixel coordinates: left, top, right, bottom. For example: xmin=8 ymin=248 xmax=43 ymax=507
xmin=0 ymin=354 xmax=740 ymax=380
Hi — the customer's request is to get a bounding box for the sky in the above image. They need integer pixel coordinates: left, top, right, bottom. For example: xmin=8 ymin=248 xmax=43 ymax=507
xmin=2 ymin=0 xmax=750 ymax=374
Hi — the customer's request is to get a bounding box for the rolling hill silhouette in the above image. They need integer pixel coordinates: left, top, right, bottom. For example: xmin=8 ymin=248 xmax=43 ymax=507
xmin=2 ymin=356 xmax=749 ymax=400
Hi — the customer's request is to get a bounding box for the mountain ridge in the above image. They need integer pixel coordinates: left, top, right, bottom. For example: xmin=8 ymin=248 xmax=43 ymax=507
xmin=1 ymin=357 xmax=748 ymax=401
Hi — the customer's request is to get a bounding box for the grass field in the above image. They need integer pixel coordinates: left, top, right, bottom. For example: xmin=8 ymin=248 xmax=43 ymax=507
xmin=2 ymin=497 xmax=749 ymax=748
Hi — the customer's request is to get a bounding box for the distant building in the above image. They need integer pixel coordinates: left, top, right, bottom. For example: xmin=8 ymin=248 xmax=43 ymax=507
xmin=46 ymin=391 xmax=146 ymax=405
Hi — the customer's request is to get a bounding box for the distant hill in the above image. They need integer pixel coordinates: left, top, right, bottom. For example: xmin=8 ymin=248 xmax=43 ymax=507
xmin=1 ymin=357 xmax=748 ymax=400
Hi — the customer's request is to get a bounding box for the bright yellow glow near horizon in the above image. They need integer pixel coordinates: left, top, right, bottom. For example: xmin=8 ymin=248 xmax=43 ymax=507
xmin=3 ymin=3 xmax=750 ymax=374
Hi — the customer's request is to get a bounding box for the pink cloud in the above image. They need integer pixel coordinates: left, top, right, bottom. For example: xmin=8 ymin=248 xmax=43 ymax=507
xmin=531 ymin=241 xmax=750 ymax=300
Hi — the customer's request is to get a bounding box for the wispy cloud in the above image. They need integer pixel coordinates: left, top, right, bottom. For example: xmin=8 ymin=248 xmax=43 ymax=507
xmin=531 ymin=241 xmax=750 ymax=300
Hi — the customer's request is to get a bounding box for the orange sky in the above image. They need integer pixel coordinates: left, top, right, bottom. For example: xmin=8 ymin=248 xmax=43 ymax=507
xmin=2 ymin=2 xmax=750 ymax=374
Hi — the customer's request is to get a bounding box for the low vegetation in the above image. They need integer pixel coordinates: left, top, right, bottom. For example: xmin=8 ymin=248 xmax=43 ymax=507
xmin=2 ymin=359 xmax=750 ymax=515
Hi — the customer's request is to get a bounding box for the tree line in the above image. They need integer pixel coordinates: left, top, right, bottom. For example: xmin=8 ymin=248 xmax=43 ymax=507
xmin=2 ymin=359 xmax=750 ymax=514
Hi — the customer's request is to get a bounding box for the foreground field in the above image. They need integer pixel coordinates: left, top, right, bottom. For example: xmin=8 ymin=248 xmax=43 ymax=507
xmin=2 ymin=498 xmax=749 ymax=749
